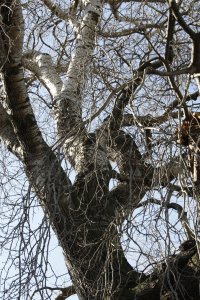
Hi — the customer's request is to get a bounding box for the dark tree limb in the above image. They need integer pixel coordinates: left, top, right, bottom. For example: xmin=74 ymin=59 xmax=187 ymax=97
xmin=30 ymin=285 xmax=76 ymax=300
xmin=165 ymin=91 xmax=199 ymax=114
xmin=55 ymin=285 xmax=76 ymax=300
xmin=169 ymin=0 xmax=196 ymax=38
xmin=131 ymin=238 xmax=197 ymax=300
xmin=165 ymin=7 xmax=176 ymax=64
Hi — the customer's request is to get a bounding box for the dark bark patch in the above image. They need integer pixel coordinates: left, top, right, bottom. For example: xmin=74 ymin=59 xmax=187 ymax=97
xmin=4 ymin=64 xmax=22 ymax=76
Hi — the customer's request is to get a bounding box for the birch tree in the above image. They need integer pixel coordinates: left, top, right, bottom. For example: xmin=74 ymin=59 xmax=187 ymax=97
xmin=1 ymin=0 xmax=200 ymax=299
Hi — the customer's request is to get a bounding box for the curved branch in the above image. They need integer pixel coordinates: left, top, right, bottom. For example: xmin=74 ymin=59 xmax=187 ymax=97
xmin=40 ymin=0 xmax=70 ymax=21
xmin=55 ymin=286 xmax=76 ymax=300
xmin=137 ymin=198 xmax=194 ymax=239
xmin=30 ymin=285 xmax=76 ymax=300
xmin=165 ymin=91 xmax=199 ymax=114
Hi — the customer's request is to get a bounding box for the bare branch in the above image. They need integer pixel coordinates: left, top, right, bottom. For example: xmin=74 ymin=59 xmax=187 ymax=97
xmin=169 ymin=0 xmax=196 ymax=38
xmin=137 ymin=198 xmax=194 ymax=240
xmin=165 ymin=91 xmax=199 ymax=114
xmin=152 ymin=156 xmax=181 ymax=187
xmin=40 ymin=0 xmax=70 ymax=21
xmin=100 ymin=22 xmax=165 ymax=38
xmin=54 ymin=1 xmax=109 ymax=173
xmin=0 ymin=1 xmax=72 ymax=233
xmin=121 ymin=111 xmax=181 ymax=127
xmin=1 ymin=1 xmax=46 ymax=154
xmin=165 ymin=7 xmax=176 ymax=63
xmin=23 ymin=52 xmax=64 ymax=98
xmin=149 ymin=66 xmax=191 ymax=77
xmin=0 ymin=102 xmax=22 ymax=158
xmin=55 ymin=285 xmax=76 ymax=300
xmin=30 ymin=285 xmax=76 ymax=300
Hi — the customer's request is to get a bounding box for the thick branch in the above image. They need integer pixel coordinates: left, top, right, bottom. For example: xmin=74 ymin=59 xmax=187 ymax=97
xmin=165 ymin=91 xmax=199 ymax=114
xmin=121 ymin=111 xmax=181 ymax=128
xmin=0 ymin=1 xmax=73 ymax=239
xmin=1 ymin=1 xmax=46 ymax=155
xmin=56 ymin=0 xmax=103 ymax=130
xmin=165 ymin=7 xmax=176 ymax=63
xmin=0 ymin=102 xmax=22 ymax=158
xmin=30 ymin=285 xmax=76 ymax=300
xmin=132 ymin=239 xmax=197 ymax=300
xmin=53 ymin=1 xmax=110 ymax=173
xmin=169 ymin=0 xmax=195 ymax=38
xmin=100 ymin=22 xmax=165 ymax=38
xmin=149 ymin=66 xmax=191 ymax=77
xmin=55 ymin=285 xmax=76 ymax=300
xmin=40 ymin=0 xmax=69 ymax=20
xmin=23 ymin=52 xmax=64 ymax=98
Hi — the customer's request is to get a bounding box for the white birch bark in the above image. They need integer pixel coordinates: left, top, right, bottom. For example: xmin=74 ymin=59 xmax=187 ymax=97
xmin=0 ymin=0 xmax=72 ymax=218
xmin=1 ymin=2 xmax=197 ymax=299
xmin=53 ymin=0 xmax=109 ymax=173
xmin=0 ymin=102 xmax=23 ymax=157
xmin=23 ymin=52 xmax=64 ymax=98
xmin=22 ymin=1 xmax=108 ymax=174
